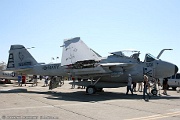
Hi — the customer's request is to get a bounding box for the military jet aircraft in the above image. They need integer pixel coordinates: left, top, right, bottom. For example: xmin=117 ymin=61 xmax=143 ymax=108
xmin=61 ymin=37 xmax=178 ymax=94
xmin=6 ymin=37 xmax=178 ymax=94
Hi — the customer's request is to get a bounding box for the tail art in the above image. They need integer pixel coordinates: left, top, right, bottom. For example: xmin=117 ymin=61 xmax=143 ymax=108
xmin=7 ymin=45 xmax=37 ymax=70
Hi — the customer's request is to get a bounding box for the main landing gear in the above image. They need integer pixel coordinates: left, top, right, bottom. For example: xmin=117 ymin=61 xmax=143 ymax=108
xmin=86 ymin=85 xmax=104 ymax=94
xmin=86 ymin=78 xmax=102 ymax=95
xmin=86 ymin=85 xmax=96 ymax=94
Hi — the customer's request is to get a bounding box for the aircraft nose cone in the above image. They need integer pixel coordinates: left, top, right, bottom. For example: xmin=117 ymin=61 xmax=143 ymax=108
xmin=175 ymin=65 xmax=178 ymax=74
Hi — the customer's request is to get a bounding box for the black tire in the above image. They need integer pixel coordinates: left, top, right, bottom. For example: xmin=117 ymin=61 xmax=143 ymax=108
xmin=86 ymin=85 xmax=96 ymax=94
xmin=151 ymin=89 xmax=158 ymax=96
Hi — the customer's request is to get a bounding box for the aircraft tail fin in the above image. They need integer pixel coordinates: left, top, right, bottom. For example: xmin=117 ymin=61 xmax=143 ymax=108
xmin=61 ymin=37 xmax=101 ymax=66
xmin=6 ymin=45 xmax=38 ymax=71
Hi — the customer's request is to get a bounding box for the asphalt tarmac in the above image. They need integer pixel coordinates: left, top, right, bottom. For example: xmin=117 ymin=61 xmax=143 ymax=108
xmin=0 ymin=80 xmax=180 ymax=120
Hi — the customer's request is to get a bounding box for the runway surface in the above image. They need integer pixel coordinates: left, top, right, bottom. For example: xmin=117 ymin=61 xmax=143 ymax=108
xmin=0 ymin=80 xmax=179 ymax=120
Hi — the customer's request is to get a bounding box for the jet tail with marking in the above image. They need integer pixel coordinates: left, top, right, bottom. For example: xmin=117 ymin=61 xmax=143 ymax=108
xmin=6 ymin=45 xmax=38 ymax=71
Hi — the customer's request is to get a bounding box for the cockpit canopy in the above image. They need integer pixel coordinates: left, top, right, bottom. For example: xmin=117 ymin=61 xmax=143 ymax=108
xmin=110 ymin=50 xmax=140 ymax=60
xmin=144 ymin=53 xmax=157 ymax=62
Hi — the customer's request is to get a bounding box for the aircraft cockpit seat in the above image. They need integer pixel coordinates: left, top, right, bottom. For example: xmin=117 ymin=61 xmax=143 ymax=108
xmin=131 ymin=53 xmax=140 ymax=59
xmin=131 ymin=53 xmax=140 ymax=62
xmin=110 ymin=51 xmax=125 ymax=57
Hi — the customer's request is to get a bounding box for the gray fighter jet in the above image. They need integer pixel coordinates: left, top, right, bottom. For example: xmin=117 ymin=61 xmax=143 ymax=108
xmin=61 ymin=37 xmax=178 ymax=94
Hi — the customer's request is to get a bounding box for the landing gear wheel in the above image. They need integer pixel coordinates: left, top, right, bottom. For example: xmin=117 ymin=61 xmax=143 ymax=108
xmin=151 ymin=89 xmax=158 ymax=96
xmin=86 ymin=85 xmax=96 ymax=94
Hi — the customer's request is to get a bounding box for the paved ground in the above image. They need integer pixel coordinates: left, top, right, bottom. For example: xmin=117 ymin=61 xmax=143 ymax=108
xmin=0 ymin=80 xmax=180 ymax=120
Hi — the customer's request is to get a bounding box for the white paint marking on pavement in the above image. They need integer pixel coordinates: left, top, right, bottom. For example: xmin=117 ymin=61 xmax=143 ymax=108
xmin=125 ymin=111 xmax=180 ymax=120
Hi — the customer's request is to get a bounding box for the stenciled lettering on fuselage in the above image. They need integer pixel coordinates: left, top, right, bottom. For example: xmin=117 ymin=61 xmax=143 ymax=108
xmin=18 ymin=62 xmax=32 ymax=66
xmin=146 ymin=63 xmax=153 ymax=67
xmin=111 ymin=72 xmax=122 ymax=78
xmin=2 ymin=72 xmax=15 ymax=77
xmin=42 ymin=64 xmax=60 ymax=70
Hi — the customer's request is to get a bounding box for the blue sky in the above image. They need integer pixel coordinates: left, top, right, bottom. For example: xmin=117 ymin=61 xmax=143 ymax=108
xmin=0 ymin=0 xmax=180 ymax=68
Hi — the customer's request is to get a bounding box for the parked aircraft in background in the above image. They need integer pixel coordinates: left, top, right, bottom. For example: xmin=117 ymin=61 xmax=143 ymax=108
xmin=61 ymin=37 xmax=178 ymax=94
xmin=0 ymin=62 xmax=17 ymax=82
xmin=0 ymin=70 xmax=17 ymax=80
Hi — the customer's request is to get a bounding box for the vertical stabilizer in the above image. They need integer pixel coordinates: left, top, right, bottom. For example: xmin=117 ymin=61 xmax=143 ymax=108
xmin=6 ymin=45 xmax=37 ymax=70
xmin=61 ymin=37 xmax=101 ymax=66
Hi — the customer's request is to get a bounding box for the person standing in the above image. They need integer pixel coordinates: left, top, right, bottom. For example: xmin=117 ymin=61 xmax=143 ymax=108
xmin=143 ymin=75 xmax=150 ymax=101
xmin=39 ymin=75 xmax=43 ymax=80
xmin=157 ymin=78 xmax=161 ymax=96
xmin=44 ymin=76 xmax=49 ymax=87
xmin=162 ymin=78 xmax=168 ymax=95
xmin=126 ymin=74 xmax=133 ymax=95
xmin=71 ymin=77 xmax=75 ymax=89
xmin=138 ymin=82 xmax=143 ymax=92
xmin=18 ymin=74 xmax=22 ymax=86
xmin=32 ymin=75 xmax=37 ymax=86
xmin=133 ymin=82 xmax=137 ymax=92
xmin=49 ymin=76 xmax=54 ymax=90
xmin=21 ymin=75 xmax=26 ymax=86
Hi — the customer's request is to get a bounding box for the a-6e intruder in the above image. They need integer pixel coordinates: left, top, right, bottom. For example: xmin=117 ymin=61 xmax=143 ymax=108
xmin=61 ymin=37 xmax=178 ymax=94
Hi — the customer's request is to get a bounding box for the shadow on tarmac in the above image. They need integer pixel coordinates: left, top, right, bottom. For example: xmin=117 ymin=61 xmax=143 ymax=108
xmin=0 ymin=88 xmax=179 ymax=102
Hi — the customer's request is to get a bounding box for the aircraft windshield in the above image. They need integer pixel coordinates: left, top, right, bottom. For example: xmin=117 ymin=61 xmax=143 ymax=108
xmin=144 ymin=53 xmax=156 ymax=62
